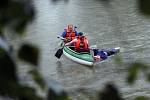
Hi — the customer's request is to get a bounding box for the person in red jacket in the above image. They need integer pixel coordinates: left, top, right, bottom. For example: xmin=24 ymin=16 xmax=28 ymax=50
xmin=65 ymin=32 xmax=89 ymax=52
xmin=61 ymin=24 xmax=78 ymax=42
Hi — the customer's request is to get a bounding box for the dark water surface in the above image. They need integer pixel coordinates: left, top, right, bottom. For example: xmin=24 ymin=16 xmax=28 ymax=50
xmin=22 ymin=0 xmax=150 ymax=99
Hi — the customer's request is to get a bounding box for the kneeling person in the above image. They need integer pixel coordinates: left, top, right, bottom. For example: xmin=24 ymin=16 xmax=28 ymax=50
xmin=65 ymin=32 xmax=89 ymax=52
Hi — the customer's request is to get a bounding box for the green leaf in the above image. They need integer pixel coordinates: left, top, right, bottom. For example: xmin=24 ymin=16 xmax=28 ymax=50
xmin=0 ymin=80 xmax=42 ymax=100
xmin=47 ymin=80 xmax=71 ymax=100
xmin=138 ymin=0 xmax=150 ymax=16
xmin=135 ymin=96 xmax=149 ymax=100
xmin=0 ymin=47 xmax=5 ymax=57
xmin=99 ymin=83 xmax=123 ymax=100
xmin=29 ymin=69 xmax=45 ymax=90
xmin=0 ymin=49 xmax=17 ymax=81
xmin=146 ymin=73 xmax=150 ymax=82
xmin=0 ymin=0 xmax=35 ymax=35
xmin=10 ymin=1 xmax=34 ymax=35
xmin=14 ymin=20 xmax=26 ymax=34
xmin=18 ymin=85 xmax=42 ymax=100
xmin=0 ymin=48 xmax=18 ymax=96
xmin=18 ymin=44 xmax=39 ymax=65
xmin=47 ymin=89 xmax=70 ymax=100
xmin=114 ymin=56 xmax=123 ymax=66
xmin=127 ymin=63 xmax=139 ymax=85
xmin=127 ymin=62 xmax=148 ymax=85
xmin=0 ymin=24 xmax=4 ymax=35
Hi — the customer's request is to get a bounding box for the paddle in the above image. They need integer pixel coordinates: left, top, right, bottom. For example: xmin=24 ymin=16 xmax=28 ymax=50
xmin=55 ymin=48 xmax=63 ymax=59
xmin=55 ymin=37 xmax=65 ymax=59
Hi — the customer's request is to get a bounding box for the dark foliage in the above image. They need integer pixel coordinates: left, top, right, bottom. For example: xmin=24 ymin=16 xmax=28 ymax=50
xmin=127 ymin=62 xmax=148 ymax=85
xmin=17 ymin=86 xmax=42 ymax=100
xmin=0 ymin=0 xmax=35 ymax=34
xmin=47 ymin=88 xmax=69 ymax=100
xmin=138 ymin=0 xmax=150 ymax=15
xmin=0 ymin=47 xmax=17 ymax=95
xmin=99 ymin=83 xmax=123 ymax=100
xmin=51 ymin=0 xmax=69 ymax=4
xmin=29 ymin=69 xmax=45 ymax=89
xmin=18 ymin=44 xmax=39 ymax=66
xmin=135 ymin=96 xmax=149 ymax=100
xmin=0 ymin=0 xmax=9 ymax=9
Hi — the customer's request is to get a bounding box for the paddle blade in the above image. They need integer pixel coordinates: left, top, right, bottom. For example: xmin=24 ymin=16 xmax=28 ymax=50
xmin=55 ymin=48 xmax=63 ymax=59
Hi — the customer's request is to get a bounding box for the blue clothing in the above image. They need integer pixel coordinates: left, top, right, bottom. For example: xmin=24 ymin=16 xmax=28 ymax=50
xmin=61 ymin=31 xmax=78 ymax=38
xmin=93 ymin=49 xmax=108 ymax=60
xmin=93 ymin=48 xmax=119 ymax=60
xmin=61 ymin=31 xmax=66 ymax=38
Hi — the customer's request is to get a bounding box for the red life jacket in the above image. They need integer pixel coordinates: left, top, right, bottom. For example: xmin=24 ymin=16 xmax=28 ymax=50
xmin=75 ymin=36 xmax=89 ymax=52
xmin=65 ymin=30 xmax=76 ymax=40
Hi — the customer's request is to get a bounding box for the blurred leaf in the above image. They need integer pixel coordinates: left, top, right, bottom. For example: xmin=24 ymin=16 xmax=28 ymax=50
xmin=127 ymin=63 xmax=139 ymax=85
xmin=0 ymin=24 xmax=3 ymax=35
xmin=0 ymin=48 xmax=17 ymax=81
xmin=0 ymin=80 xmax=42 ymax=100
xmin=14 ymin=20 xmax=27 ymax=34
xmin=0 ymin=81 xmax=18 ymax=97
xmin=114 ymin=56 xmax=123 ymax=66
xmin=146 ymin=73 xmax=150 ymax=82
xmin=47 ymin=80 xmax=70 ymax=100
xmin=0 ymin=48 xmax=18 ymax=95
xmin=29 ymin=69 xmax=45 ymax=90
xmin=0 ymin=0 xmax=35 ymax=34
xmin=47 ymin=89 xmax=70 ymax=100
xmin=99 ymin=83 xmax=123 ymax=100
xmin=18 ymin=85 xmax=42 ymax=100
xmin=18 ymin=44 xmax=39 ymax=65
xmin=127 ymin=62 xmax=149 ymax=84
xmin=135 ymin=96 xmax=149 ymax=100
xmin=51 ymin=0 xmax=69 ymax=3
xmin=0 ymin=0 xmax=9 ymax=9
xmin=135 ymin=62 xmax=148 ymax=71
xmin=0 ymin=47 xmax=5 ymax=56
xmin=138 ymin=0 xmax=150 ymax=16
xmin=10 ymin=1 xmax=35 ymax=35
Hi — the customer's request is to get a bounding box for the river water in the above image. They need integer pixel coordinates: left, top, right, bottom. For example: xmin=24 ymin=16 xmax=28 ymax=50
xmin=22 ymin=0 xmax=150 ymax=99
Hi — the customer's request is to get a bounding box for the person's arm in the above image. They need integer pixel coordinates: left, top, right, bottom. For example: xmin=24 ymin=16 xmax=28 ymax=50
xmin=75 ymin=31 xmax=78 ymax=36
xmin=85 ymin=38 xmax=90 ymax=50
xmin=86 ymin=40 xmax=89 ymax=44
xmin=65 ymin=38 xmax=77 ymax=46
xmin=61 ymin=31 xmax=66 ymax=38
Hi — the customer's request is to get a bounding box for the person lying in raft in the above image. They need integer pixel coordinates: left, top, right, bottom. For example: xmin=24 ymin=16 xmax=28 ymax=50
xmin=65 ymin=32 xmax=90 ymax=53
xmin=92 ymin=47 xmax=120 ymax=61
xmin=61 ymin=24 xmax=78 ymax=43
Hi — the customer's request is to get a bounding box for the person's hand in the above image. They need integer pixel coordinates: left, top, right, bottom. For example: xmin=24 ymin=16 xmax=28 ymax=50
xmin=94 ymin=55 xmax=102 ymax=61
xmin=64 ymin=38 xmax=71 ymax=43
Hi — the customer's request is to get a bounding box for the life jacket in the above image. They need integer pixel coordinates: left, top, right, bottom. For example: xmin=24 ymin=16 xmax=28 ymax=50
xmin=65 ymin=30 xmax=76 ymax=41
xmin=75 ymin=36 xmax=89 ymax=52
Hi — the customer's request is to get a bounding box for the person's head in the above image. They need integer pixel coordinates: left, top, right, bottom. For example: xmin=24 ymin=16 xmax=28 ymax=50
xmin=93 ymin=49 xmax=99 ymax=55
xmin=78 ymin=32 xmax=83 ymax=36
xmin=67 ymin=24 xmax=73 ymax=32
